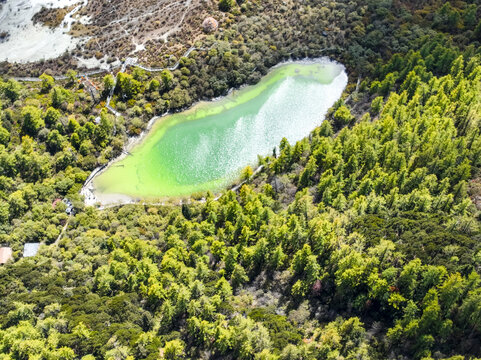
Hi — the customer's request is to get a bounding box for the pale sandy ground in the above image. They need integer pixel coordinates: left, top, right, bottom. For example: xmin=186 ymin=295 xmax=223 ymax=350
xmin=0 ymin=0 xmax=88 ymax=62
xmin=74 ymin=55 xmax=121 ymax=70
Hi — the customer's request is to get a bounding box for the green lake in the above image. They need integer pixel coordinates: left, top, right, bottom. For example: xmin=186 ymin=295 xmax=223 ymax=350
xmin=93 ymin=60 xmax=348 ymax=199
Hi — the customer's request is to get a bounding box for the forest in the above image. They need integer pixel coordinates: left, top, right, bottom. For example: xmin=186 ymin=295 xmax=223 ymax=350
xmin=0 ymin=0 xmax=481 ymax=359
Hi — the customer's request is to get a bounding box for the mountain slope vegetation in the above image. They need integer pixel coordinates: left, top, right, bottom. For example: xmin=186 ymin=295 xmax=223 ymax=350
xmin=0 ymin=0 xmax=481 ymax=359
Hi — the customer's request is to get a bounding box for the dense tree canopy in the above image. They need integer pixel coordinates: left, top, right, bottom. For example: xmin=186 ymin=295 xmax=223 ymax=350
xmin=0 ymin=0 xmax=481 ymax=359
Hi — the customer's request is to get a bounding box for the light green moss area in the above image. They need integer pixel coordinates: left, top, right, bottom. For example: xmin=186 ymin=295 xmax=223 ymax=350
xmin=93 ymin=60 xmax=347 ymax=199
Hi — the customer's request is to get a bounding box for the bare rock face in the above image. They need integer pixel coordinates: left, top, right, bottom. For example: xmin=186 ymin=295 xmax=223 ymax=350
xmin=202 ymin=17 xmax=218 ymax=33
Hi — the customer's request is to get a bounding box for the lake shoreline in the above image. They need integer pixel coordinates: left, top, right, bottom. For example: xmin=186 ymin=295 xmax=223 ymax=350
xmin=81 ymin=114 xmax=162 ymax=207
xmin=82 ymin=57 xmax=348 ymax=207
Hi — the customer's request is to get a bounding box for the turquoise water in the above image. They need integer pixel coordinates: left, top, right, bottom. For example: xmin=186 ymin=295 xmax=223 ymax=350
xmin=94 ymin=60 xmax=347 ymax=199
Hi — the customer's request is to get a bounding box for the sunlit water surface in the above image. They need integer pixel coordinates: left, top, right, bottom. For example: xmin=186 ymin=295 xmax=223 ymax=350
xmin=94 ymin=59 xmax=348 ymax=199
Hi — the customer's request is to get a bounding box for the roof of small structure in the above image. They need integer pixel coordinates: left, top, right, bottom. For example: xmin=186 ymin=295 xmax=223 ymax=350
xmin=0 ymin=247 xmax=13 ymax=264
xmin=23 ymin=243 xmax=40 ymax=257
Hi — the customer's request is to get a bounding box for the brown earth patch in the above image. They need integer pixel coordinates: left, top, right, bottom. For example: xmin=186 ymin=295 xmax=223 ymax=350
xmin=32 ymin=5 xmax=74 ymax=28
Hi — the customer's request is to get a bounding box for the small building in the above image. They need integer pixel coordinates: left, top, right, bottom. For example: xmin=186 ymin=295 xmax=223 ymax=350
xmin=63 ymin=198 xmax=74 ymax=215
xmin=0 ymin=247 xmax=13 ymax=265
xmin=23 ymin=243 xmax=40 ymax=258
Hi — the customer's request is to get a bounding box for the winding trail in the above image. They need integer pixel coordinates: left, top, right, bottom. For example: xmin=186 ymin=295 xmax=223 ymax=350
xmin=13 ymin=45 xmax=209 ymax=122
xmin=13 ymin=68 xmax=111 ymax=82
xmin=54 ymin=215 xmax=71 ymax=245
xmin=159 ymin=0 xmax=192 ymax=42
xmin=13 ymin=46 xmax=205 ymax=82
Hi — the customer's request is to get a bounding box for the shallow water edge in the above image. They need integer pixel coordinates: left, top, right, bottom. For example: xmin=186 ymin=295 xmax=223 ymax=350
xmin=84 ymin=58 xmax=348 ymax=206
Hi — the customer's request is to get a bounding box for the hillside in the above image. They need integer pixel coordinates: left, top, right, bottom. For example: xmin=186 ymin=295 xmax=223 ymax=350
xmin=0 ymin=0 xmax=481 ymax=359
